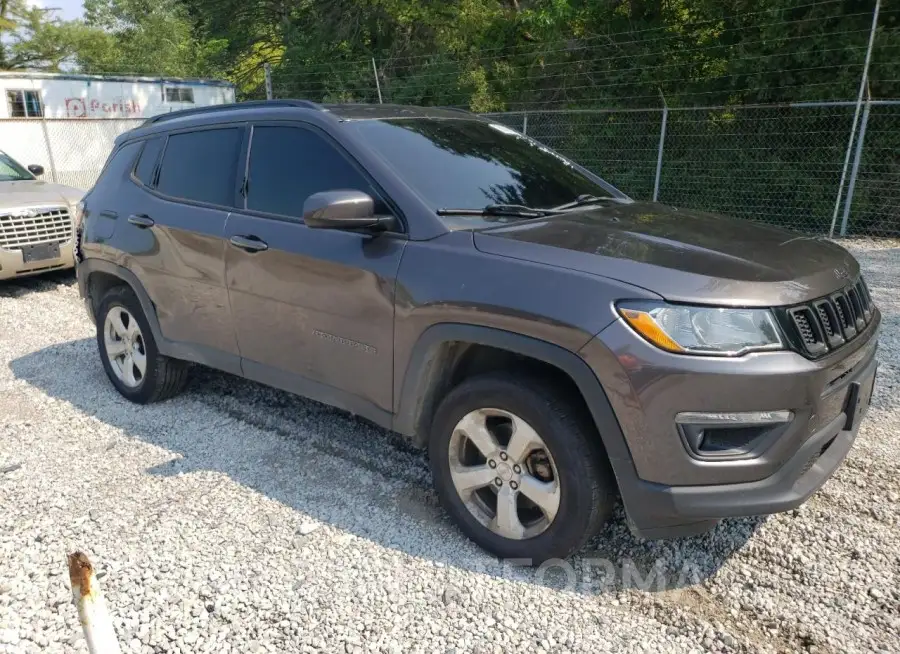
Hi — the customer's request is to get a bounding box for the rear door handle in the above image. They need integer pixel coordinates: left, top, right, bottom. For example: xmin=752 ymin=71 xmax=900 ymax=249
xmin=128 ymin=214 xmax=154 ymax=228
xmin=229 ymin=235 xmax=268 ymax=252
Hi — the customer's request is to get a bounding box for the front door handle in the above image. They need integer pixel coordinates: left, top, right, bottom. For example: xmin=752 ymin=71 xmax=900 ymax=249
xmin=127 ymin=214 xmax=154 ymax=228
xmin=230 ymin=235 xmax=268 ymax=252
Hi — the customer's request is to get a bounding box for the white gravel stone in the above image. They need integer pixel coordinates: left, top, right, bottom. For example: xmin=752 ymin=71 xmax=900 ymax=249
xmin=1 ymin=242 xmax=899 ymax=653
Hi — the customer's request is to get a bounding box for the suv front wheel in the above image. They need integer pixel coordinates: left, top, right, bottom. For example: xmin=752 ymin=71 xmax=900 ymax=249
xmin=96 ymin=286 xmax=190 ymax=403
xmin=429 ymin=374 xmax=615 ymax=563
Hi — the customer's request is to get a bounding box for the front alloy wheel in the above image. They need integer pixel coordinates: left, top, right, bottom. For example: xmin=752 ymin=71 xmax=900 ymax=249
xmin=449 ymin=408 xmax=561 ymax=540
xmin=430 ymin=374 xmax=615 ymax=563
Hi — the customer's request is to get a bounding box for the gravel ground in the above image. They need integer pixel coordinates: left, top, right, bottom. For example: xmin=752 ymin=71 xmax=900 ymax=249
xmin=1 ymin=241 xmax=899 ymax=654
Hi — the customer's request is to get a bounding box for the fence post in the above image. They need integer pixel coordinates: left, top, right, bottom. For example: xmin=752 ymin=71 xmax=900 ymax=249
xmin=829 ymin=0 xmax=880 ymax=238
xmin=653 ymin=91 xmax=668 ymax=203
xmin=839 ymin=94 xmax=872 ymax=236
xmin=372 ymin=58 xmax=383 ymax=104
xmin=522 ymin=112 xmax=528 ymax=135
xmin=39 ymin=116 xmax=59 ymax=183
xmin=264 ymin=63 xmax=273 ymax=100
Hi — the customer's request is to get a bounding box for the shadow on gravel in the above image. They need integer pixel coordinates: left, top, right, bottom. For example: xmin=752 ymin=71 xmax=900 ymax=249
xmin=11 ymin=338 xmax=760 ymax=599
xmin=0 ymin=270 xmax=76 ymax=298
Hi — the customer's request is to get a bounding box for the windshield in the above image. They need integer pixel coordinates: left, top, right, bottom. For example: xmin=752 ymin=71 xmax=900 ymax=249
xmin=351 ymin=118 xmax=622 ymax=216
xmin=0 ymin=150 xmax=34 ymax=182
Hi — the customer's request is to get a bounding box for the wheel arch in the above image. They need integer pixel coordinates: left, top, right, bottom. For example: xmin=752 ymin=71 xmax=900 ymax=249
xmin=79 ymin=259 xmax=166 ymax=350
xmin=393 ymin=324 xmax=634 ymax=479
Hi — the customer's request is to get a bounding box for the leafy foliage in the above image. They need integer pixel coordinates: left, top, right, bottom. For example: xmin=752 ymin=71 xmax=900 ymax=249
xmin=0 ymin=0 xmax=91 ymax=70
xmin=74 ymin=0 xmax=219 ymax=76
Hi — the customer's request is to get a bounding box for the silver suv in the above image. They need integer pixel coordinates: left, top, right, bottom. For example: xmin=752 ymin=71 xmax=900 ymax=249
xmin=0 ymin=149 xmax=83 ymax=281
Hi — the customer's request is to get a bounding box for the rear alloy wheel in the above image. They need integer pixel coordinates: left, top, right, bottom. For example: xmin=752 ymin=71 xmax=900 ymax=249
xmin=103 ymin=307 xmax=147 ymax=389
xmin=430 ymin=374 xmax=615 ymax=563
xmin=96 ymin=286 xmax=190 ymax=404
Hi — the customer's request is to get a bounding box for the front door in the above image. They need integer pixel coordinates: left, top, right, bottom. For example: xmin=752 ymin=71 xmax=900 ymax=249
xmin=224 ymin=123 xmax=406 ymax=421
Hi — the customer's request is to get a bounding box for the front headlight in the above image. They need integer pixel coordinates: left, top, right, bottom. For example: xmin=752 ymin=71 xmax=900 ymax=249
xmin=617 ymin=302 xmax=783 ymax=356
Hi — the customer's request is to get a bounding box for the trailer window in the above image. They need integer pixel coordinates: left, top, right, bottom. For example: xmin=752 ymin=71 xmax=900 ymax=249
xmin=164 ymin=87 xmax=195 ymax=104
xmin=7 ymin=90 xmax=43 ymax=118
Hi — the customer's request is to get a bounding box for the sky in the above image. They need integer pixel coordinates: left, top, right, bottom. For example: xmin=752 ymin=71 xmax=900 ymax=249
xmin=31 ymin=0 xmax=85 ymax=20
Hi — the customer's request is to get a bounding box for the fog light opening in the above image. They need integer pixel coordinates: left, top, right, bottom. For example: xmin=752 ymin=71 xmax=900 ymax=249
xmin=675 ymin=410 xmax=793 ymax=425
xmin=676 ymin=411 xmax=794 ymax=459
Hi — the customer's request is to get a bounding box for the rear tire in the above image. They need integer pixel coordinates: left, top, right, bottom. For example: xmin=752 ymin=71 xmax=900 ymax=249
xmin=429 ymin=373 xmax=615 ymax=563
xmin=96 ymin=286 xmax=189 ymax=403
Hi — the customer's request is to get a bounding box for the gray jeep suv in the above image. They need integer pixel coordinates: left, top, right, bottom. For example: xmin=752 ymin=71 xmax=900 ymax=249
xmin=76 ymin=101 xmax=880 ymax=562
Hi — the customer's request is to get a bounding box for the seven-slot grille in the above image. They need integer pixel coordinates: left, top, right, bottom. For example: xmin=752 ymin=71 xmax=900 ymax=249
xmin=783 ymin=277 xmax=875 ymax=357
xmin=0 ymin=206 xmax=73 ymax=250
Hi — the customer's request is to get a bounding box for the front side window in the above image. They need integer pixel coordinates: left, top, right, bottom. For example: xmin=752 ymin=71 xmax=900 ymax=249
xmin=157 ymin=128 xmax=241 ymax=206
xmin=350 ymin=118 xmax=622 ymax=219
xmin=246 ymin=125 xmax=386 ymax=220
xmin=134 ymin=137 xmax=165 ymax=186
xmin=164 ymin=87 xmax=195 ymax=103
xmin=7 ymin=90 xmax=43 ymax=118
xmin=0 ymin=150 xmax=35 ymax=181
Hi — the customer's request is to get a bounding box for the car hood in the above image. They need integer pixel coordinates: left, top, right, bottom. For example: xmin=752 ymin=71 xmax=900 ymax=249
xmin=473 ymin=201 xmax=859 ymax=307
xmin=0 ymin=180 xmax=84 ymax=210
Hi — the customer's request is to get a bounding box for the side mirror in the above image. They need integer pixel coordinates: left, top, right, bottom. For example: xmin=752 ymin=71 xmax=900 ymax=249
xmin=28 ymin=164 xmax=44 ymax=177
xmin=303 ymin=190 xmax=391 ymax=231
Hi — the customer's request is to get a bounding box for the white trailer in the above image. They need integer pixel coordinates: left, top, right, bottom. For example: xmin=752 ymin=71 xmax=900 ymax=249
xmin=0 ymin=71 xmax=235 ymax=119
xmin=0 ymin=72 xmax=237 ymax=189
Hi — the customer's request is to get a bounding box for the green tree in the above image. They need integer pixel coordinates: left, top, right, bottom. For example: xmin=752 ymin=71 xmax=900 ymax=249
xmin=0 ymin=0 xmax=89 ymax=70
xmin=75 ymin=0 xmax=220 ymax=77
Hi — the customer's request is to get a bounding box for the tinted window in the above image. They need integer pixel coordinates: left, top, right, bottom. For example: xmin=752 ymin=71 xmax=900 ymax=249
xmin=351 ymin=119 xmax=619 ymax=213
xmin=134 ymin=137 xmax=164 ymax=186
xmin=246 ymin=126 xmax=385 ymax=219
xmin=93 ymin=142 xmax=142 ymax=193
xmin=157 ymin=128 xmax=241 ymax=206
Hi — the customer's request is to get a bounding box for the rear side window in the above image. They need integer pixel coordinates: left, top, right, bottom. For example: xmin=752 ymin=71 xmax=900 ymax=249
xmin=246 ymin=125 xmax=386 ymax=219
xmin=133 ymin=137 xmax=165 ymax=186
xmin=92 ymin=142 xmax=142 ymax=193
xmin=157 ymin=128 xmax=241 ymax=206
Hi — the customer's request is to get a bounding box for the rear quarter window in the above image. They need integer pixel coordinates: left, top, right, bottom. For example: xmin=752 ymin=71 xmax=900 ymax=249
xmin=133 ymin=137 xmax=165 ymax=187
xmin=92 ymin=141 xmax=142 ymax=194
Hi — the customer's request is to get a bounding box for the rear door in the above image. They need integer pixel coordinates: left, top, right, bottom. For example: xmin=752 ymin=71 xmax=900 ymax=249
xmin=224 ymin=122 xmax=406 ymax=420
xmin=126 ymin=125 xmax=244 ymax=372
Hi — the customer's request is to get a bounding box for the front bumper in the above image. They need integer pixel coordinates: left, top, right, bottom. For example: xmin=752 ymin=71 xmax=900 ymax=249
xmin=626 ymin=353 xmax=875 ymax=538
xmin=0 ymin=242 xmax=75 ymax=281
xmin=580 ymin=307 xmax=880 ymax=539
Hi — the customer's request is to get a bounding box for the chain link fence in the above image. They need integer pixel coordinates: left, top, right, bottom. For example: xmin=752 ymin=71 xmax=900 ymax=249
xmin=0 ymin=104 xmax=894 ymax=237
xmin=483 ymin=101 xmax=899 ymax=237
xmin=0 ymin=118 xmax=143 ymax=190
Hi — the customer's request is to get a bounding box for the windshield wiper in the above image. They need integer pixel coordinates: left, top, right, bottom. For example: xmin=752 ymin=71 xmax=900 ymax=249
xmin=436 ymin=204 xmax=557 ymax=218
xmin=550 ymin=194 xmax=617 ymax=211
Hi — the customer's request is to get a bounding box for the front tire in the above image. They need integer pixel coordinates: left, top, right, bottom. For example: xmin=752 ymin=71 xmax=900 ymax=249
xmin=96 ymin=286 xmax=189 ymax=403
xmin=429 ymin=373 xmax=615 ymax=563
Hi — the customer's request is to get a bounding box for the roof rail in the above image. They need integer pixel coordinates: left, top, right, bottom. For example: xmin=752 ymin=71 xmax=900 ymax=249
xmin=144 ymin=99 xmax=321 ymax=125
xmin=437 ymin=106 xmax=476 ymax=116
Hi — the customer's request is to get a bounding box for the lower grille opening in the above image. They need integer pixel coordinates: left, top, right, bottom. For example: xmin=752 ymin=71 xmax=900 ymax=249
xmin=799 ymin=436 xmax=837 ymax=478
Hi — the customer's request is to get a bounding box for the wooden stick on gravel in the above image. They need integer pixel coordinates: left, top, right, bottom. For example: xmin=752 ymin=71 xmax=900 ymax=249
xmin=68 ymin=551 xmax=122 ymax=654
